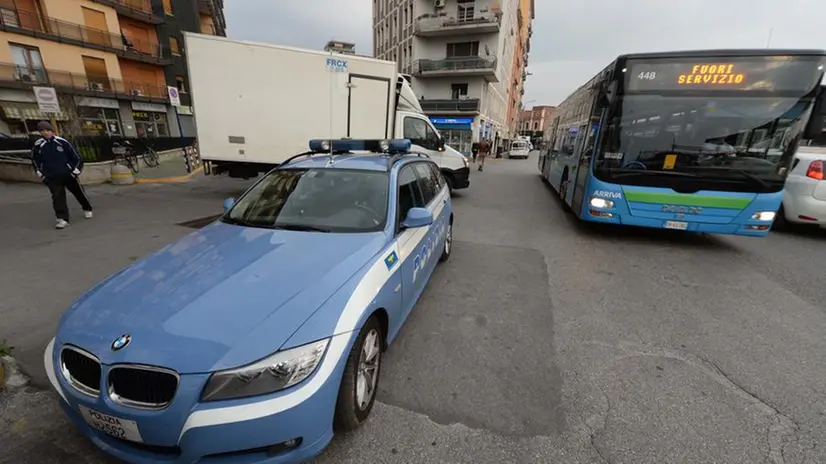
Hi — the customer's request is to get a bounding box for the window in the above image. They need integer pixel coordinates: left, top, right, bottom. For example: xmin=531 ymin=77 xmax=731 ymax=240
xmin=162 ymin=0 xmax=173 ymax=15
xmin=176 ymin=75 xmax=187 ymax=93
xmin=457 ymin=0 xmax=474 ymax=22
xmin=132 ymin=111 xmax=169 ymax=138
xmin=224 ymin=169 xmax=390 ymax=233
xmin=169 ymin=37 xmax=180 ymax=55
xmin=412 ymin=163 xmax=439 ymax=204
xmin=82 ymin=55 xmax=110 ymax=90
xmin=9 ymin=44 xmax=45 ymax=83
xmin=397 ymin=165 xmax=425 ymax=226
xmin=0 ymin=8 xmax=19 ymax=27
xmin=79 ymin=107 xmax=122 ymax=136
xmin=451 ymin=83 xmax=468 ymax=99
xmin=403 ymin=117 xmax=427 ymax=141
xmin=427 ymin=163 xmax=444 ymax=190
xmin=446 ymin=41 xmax=479 ymax=58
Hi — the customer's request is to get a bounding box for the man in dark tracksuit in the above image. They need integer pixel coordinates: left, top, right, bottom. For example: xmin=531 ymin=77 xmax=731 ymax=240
xmin=31 ymin=121 xmax=93 ymax=229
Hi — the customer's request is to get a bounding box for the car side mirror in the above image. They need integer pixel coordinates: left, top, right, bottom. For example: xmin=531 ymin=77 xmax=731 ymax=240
xmin=401 ymin=207 xmax=433 ymax=229
xmin=223 ymin=197 xmax=236 ymax=212
xmin=803 ymin=86 xmax=826 ymax=139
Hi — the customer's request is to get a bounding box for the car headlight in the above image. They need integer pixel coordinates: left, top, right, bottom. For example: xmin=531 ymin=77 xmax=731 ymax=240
xmin=590 ymin=197 xmax=614 ymax=209
xmin=751 ymin=211 xmax=776 ymax=221
xmin=201 ymin=338 xmax=329 ymax=402
xmin=462 ymin=156 xmax=469 ymax=168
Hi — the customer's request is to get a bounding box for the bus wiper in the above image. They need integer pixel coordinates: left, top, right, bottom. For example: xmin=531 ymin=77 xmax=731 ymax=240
xmin=272 ymin=223 xmax=332 ymax=232
xmin=609 ymin=169 xmax=698 ymax=178
xmin=716 ymin=169 xmax=768 ymax=188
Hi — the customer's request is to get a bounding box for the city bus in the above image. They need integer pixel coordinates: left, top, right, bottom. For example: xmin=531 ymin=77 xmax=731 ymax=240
xmin=538 ymin=49 xmax=826 ymax=236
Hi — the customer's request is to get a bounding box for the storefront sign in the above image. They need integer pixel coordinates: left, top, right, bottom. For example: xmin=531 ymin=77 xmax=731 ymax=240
xmin=131 ymin=102 xmax=167 ymax=113
xmin=33 ymin=86 xmax=60 ymax=114
xmin=177 ymin=105 xmax=194 ymax=115
xmin=430 ymin=117 xmax=473 ymax=125
xmin=76 ymin=96 xmax=119 ymax=109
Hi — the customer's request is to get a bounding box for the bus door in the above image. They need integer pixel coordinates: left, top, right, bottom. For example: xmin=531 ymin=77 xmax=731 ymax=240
xmin=540 ymin=117 xmax=561 ymax=178
xmin=569 ymin=122 xmax=599 ymax=214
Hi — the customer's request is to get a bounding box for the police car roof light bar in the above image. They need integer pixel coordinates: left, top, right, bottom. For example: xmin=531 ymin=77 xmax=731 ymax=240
xmin=308 ymin=139 xmax=412 ymax=154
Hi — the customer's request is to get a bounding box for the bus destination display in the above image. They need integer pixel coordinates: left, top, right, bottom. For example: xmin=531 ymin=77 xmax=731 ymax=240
xmin=626 ymin=58 xmax=822 ymax=92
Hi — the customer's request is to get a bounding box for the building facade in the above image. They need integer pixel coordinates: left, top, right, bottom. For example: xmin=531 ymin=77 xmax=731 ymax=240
xmin=504 ymin=0 xmax=532 ymax=142
xmin=373 ymin=0 xmax=532 ymax=155
xmin=517 ymin=104 xmax=555 ymax=145
xmin=0 ymin=0 xmax=225 ymax=137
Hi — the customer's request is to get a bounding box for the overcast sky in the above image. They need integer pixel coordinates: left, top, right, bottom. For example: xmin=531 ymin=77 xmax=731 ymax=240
xmin=225 ymin=0 xmax=826 ymax=107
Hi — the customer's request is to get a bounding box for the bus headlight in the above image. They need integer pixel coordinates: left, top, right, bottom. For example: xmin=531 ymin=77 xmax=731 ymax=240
xmin=590 ymin=197 xmax=614 ymax=209
xmin=751 ymin=211 xmax=776 ymax=221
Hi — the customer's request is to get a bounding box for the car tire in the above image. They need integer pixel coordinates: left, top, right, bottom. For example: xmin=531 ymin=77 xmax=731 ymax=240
xmin=333 ymin=316 xmax=383 ymax=432
xmin=772 ymin=205 xmax=789 ymax=231
xmin=439 ymin=219 xmax=453 ymax=262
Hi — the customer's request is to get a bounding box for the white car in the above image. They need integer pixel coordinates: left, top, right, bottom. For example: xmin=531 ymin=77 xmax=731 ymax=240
xmin=508 ymin=141 xmax=531 ymax=159
xmin=775 ymin=147 xmax=826 ymax=229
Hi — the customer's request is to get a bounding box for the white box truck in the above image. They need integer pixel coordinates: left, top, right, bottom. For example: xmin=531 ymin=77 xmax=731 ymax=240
xmin=183 ymin=33 xmax=470 ymax=191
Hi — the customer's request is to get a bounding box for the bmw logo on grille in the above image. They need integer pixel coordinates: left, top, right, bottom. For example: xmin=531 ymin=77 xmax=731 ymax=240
xmin=111 ymin=334 xmax=131 ymax=351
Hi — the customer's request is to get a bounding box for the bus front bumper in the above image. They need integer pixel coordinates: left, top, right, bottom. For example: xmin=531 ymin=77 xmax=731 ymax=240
xmin=583 ymin=209 xmax=774 ymax=236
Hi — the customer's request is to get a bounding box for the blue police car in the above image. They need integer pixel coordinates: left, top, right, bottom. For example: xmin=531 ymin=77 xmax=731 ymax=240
xmin=44 ymin=139 xmax=453 ymax=463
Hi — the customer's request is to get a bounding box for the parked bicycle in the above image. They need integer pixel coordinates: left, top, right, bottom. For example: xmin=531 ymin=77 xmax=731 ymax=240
xmin=112 ymin=141 xmax=160 ymax=174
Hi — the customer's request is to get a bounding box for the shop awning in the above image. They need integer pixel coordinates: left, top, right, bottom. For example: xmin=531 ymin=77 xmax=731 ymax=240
xmin=0 ymin=102 xmax=69 ymax=121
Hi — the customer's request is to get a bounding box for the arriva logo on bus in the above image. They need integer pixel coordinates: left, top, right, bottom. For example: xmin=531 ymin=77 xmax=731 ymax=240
xmin=593 ymin=190 xmax=622 ymax=199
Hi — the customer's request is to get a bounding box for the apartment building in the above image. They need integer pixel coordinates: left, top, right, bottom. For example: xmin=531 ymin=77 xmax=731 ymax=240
xmin=504 ymin=0 xmax=532 ymax=140
xmin=373 ymin=0 xmax=528 ymax=155
xmin=518 ymin=104 xmax=555 ymax=143
xmin=0 ymin=0 xmax=225 ymax=137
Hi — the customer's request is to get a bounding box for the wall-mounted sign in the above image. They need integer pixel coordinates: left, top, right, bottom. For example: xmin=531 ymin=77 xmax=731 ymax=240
xmin=430 ymin=117 xmax=473 ymax=125
xmin=131 ymin=101 xmax=167 ymax=113
xmin=33 ymin=86 xmax=60 ymax=114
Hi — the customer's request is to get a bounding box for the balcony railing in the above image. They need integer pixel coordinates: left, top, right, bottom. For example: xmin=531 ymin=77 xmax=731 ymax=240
xmin=414 ymin=14 xmax=500 ymax=37
xmin=0 ymin=9 xmax=170 ymax=64
xmin=413 ymin=57 xmax=498 ymax=82
xmin=90 ymin=0 xmax=163 ymax=24
xmin=0 ymin=63 xmax=168 ymax=100
xmin=420 ymin=98 xmax=481 ymax=113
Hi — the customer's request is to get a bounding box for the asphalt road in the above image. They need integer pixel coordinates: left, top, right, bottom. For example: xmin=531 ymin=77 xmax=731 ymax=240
xmin=1 ymin=153 xmax=825 ymax=463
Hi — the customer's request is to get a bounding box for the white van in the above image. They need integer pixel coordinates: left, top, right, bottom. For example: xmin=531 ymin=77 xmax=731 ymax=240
xmin=508 ymin=140 xmax=531 ymax=159
xmin=184 ymin=33 xmax=470 ymax=191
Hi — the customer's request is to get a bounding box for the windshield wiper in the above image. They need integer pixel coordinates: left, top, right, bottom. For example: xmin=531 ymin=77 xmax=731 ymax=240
xmin=712 ymin=169 xmax=769 ymax=188
xmin=272 ymin=223 xmax=332 ymax=233
xmin=221 ymin=216 xmax=257 ymax=227
xmin=609 ymin=169 xmax=698 ymax=178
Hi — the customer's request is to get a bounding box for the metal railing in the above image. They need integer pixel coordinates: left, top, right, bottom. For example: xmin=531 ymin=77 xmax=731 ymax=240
xmin=414 ymin=57 xmax=497 ymax=73
xmin=0 ymin=136 xmax=195 ymax=163
xmin=415 ymin=15 xmax=500 ymax=34
xmin=0 ymin=9 xmax=169 ymax=62
xmin=420 ymin=98 xmax=481 ymax=113
xmin=0 ymin=63 xmax=168 ymax=99
xmin=90 ymin=0 xmax=162 ymax=23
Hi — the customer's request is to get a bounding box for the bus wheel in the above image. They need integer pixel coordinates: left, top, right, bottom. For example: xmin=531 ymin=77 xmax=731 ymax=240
xmin=559 ymin=174 xmax=572 ymax=213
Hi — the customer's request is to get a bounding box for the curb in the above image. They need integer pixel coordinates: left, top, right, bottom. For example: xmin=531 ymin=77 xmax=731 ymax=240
xmin=0 ymin=356 xmax=28 ymax=391
xmin=134 ymin=166 xmax=204 ymax=184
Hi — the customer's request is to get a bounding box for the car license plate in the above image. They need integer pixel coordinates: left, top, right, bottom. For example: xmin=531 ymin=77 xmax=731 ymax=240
xmin=664 ymin=220 xmax=688 ymax=230
xmin=78 ymin=405 xmax=143 ymax=443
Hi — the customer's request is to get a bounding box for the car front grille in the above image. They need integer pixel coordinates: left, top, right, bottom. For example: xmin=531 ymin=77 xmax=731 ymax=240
xmin=108 ymin=366 xmax=179 ymax=410
xmin=60 ymin=347 xmax=101 ymax=397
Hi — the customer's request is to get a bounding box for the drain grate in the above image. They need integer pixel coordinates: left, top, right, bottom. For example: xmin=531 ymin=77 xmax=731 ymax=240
xmin=177 ymin=214 xmax=223 ymax=229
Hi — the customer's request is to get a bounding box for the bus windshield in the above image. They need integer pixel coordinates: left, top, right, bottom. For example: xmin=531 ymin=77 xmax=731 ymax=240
xmin=594 ymin=56 xmax=825 ymax=193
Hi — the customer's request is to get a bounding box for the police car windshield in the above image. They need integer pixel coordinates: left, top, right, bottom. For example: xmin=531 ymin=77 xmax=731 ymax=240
xmin=223 ymin=168 xmax=389 ymax=233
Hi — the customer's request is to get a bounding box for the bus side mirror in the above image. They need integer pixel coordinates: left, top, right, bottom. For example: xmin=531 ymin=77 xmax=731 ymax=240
xmin=597 ymin=81 xmax=617 ymax=109
xmin=803 ymin=86 xmax=826 ymax=139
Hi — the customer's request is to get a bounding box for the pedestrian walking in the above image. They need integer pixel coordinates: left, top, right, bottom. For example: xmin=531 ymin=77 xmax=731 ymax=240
xmin=31 ymin=121 xmax=93 ymax=229
xmin=477 ymin=138 xmax=491 ymax=171
xmin=471 ymin=142 xmax=479 ymax=163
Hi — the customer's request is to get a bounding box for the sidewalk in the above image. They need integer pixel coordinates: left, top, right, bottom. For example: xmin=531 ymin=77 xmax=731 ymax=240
xmin=133 ymin=150 xmax=203 ymax=183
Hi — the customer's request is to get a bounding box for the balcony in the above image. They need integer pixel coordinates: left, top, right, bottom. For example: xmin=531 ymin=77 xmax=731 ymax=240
xmin=198 ymin=0 xmax=227 ymax=36
xmin=0 ymin=9 xmax=171 ymax=65
xmin=414 ymin=14 xmax=500 ymax=37
xmin=0 ymin=63 xmax=169 ymax=102
xmin=420 ymin=98 xmax=480 ymax=115
xmin=90 ymin=0 xmax=163 ymax=24
xmin=413 ymin=57 xmax=498 ymax=82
